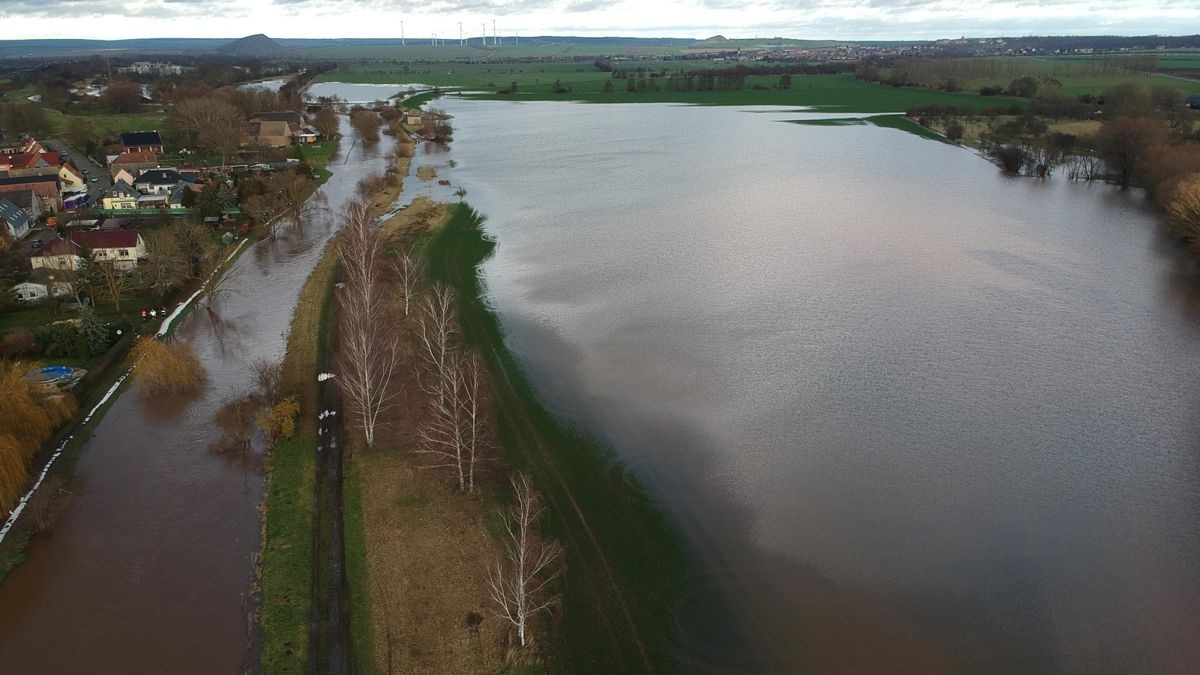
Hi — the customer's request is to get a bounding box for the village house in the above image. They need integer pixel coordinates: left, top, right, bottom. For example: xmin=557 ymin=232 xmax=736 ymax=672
xmin=108 ymin=150 xmax=159 ymax=179
xmin=0 ymin=135 xmax=42 ymax=156
xmin=11 ymin=269 xmax=75 ymax=304
xmin=119 ymin=131 xmax=164 ymax=155
xmin=31 ymin=230 xmax=147 ymax=272
xmin=241 ymin=120 xmax=293 ymax=148
xmin=133 ymin=169 xmax=188 ymax=195
xmin=112 ymin=168 xmax=137 ymax=186
xmin=0 ymin=196 xmax=31 ymax=241
xmin=241 ymin=111 xmax=319 ymax=146
xmin=2 ymin=188 xmax=42 ymax=220
xmin=0 ymin=174 xmax=60 ymax=212
xmin=1 ymin=152 xmax=86 ymax=192
xmin=101 ymin=180 xmax=140 ymax=210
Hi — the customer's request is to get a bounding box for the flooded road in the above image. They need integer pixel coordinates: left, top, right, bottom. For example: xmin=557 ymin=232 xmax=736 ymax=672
xmin=436 ymin=99 xmax=1200 ymax=673
xmin=0 ymin=118 xmax=393 ymax=673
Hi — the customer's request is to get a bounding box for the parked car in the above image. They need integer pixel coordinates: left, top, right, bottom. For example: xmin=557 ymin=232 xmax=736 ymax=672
xmin=30 ymin=240 xmax=42 ymax=249
xmin=90 ymin=177 xmax=99 ymax=183
xmin=58 ymin=150 xmax=69 ymax=158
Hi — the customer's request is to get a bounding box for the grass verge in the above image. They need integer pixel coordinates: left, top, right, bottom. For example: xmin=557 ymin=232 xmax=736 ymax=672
xmin=425 ymin=204 xmax=686 ymax=673
xmin=257 ymin=433 xmax=317 ymax=674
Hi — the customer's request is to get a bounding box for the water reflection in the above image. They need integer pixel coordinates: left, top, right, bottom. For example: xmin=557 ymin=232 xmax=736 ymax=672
xmin=438 ymin=98 xmax=1200 ymax=673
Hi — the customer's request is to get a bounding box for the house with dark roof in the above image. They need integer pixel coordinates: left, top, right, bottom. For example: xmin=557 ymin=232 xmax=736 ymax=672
xmin=31 ymin=230 xmax=147 ymax=271
xmin=0 ymin=187 xmax=36 ymax=216
xmin=133 ymin=169 xmax=187 ymax=194
xmin=0 ymin=196 xmax=31 ymax=241
xmin=119 ymin=131 xmax=164 ymax=154
xmin=102 ymin=180 xmax=140 ymax=210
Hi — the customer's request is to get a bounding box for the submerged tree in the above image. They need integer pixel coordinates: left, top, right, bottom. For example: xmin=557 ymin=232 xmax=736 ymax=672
xmin=487 ymin=473 xmax=563 ymax=649
xmin=130 ymin=337 xmax=205 ymax=397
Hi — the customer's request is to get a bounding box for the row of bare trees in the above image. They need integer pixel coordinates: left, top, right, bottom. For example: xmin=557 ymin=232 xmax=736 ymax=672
xmin=332 ymin=202 xmax=561 ymax=651
xmin=336 ymin=203 xmax=402 ymax=449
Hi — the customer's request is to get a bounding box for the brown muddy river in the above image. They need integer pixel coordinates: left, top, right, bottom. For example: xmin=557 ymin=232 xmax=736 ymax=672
xmin=434 ymin=99 xmax=1200 ymax=674
xmin=0 ymin=118 xmax=393 ymax=672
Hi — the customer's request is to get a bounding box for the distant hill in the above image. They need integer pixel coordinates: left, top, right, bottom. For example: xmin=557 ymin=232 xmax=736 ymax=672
xmin=218 ymin=34 xmax=289 ymax=58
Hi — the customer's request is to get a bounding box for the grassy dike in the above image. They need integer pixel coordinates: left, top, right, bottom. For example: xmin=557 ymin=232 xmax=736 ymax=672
xmin=259 ymin=130 xmax=410 ymax=673
xmin=257 ymin=232 xmax=337 ymax=674
xmin=425 ymin=204 xmax=686 ymax=672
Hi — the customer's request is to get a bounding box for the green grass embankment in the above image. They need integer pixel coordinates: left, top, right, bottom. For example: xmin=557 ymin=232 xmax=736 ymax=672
xmin=257 ymin=433 xmax=317 ymax=674
xmin=424 ymin=204 xmax=686 ymax=673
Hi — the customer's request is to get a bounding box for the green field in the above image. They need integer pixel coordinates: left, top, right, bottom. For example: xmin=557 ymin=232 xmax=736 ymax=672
xmin=318 ymin=60 xmax=736 ymax=87
xmin=894 ymin=55 xmax=1198 ymax=98
xmin=321 ymin=66 xmax=1027 ymax=112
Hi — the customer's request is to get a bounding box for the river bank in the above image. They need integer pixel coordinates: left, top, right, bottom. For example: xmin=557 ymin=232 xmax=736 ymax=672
xmin=421 ymin=204 xmax=686 ymax=671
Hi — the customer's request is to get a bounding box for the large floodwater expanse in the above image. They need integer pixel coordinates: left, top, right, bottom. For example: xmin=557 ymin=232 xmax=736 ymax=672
xmin=440 ymin=99 xmax=1200 ymax=673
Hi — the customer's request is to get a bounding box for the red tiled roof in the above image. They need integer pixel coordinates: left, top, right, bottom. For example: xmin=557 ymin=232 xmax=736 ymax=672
xmin=34 ymin=230 xmax=141 ymax=257
xmin=111 ymin=151 xmax=158 ymax=166
xmin=72 ymin=230 xmax=139 ymax=249
xmin=34 ymin=237 xmax=82 ymax=258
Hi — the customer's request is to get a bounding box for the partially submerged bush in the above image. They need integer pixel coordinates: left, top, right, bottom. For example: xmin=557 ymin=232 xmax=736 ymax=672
xmin=257 ymin=396 xmax=300 ymax=444
xmin=1167 ymin=174 xmax=1200 ymax=241
xmin=130 ymin=337 xmax=205 ymax=397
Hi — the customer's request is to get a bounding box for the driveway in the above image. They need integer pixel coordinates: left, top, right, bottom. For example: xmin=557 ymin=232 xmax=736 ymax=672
xmin=44 ymin=138 xmax=111 ymax=203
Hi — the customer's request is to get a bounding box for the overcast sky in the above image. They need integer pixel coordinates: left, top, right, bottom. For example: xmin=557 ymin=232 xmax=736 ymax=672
xmin=3 ymin=0 xmax=1198 ymax=41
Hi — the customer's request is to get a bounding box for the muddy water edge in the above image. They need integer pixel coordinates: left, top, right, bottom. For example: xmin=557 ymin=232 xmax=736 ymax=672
xmin=0 ymin=116 xmax=395 ymax=673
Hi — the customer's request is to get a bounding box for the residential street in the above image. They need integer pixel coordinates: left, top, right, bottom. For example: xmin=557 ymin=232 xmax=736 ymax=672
xmin=43 ymin=138 xmax=111 ymax=203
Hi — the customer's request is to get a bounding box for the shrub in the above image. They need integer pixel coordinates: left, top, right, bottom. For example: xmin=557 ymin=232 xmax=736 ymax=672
xmin=1167 ymin=174 xmax=1200 ymax=240
xmin=945 ymin=122 xmax=965 ymax=142
xmin=995 ymin=145 xmax=1025 ymax=173
xmin=258 ymin=397 xmax=300 ymax=444
xmin=130 ymin=337 xmax=205 ymax=397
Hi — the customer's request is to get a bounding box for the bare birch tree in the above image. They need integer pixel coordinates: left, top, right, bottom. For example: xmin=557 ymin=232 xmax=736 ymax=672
xmin=416 ymin=284 xmax=457 ymax=403
xmin=414 ymin=351 xmax=487 ymax=491
xmin=392 ymin=244 xmax=424 ymax=316
xmin=487 ymin=473 xmax=563 ymax=649
xmin=335 ymin=203 xmax=402 ymax=448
